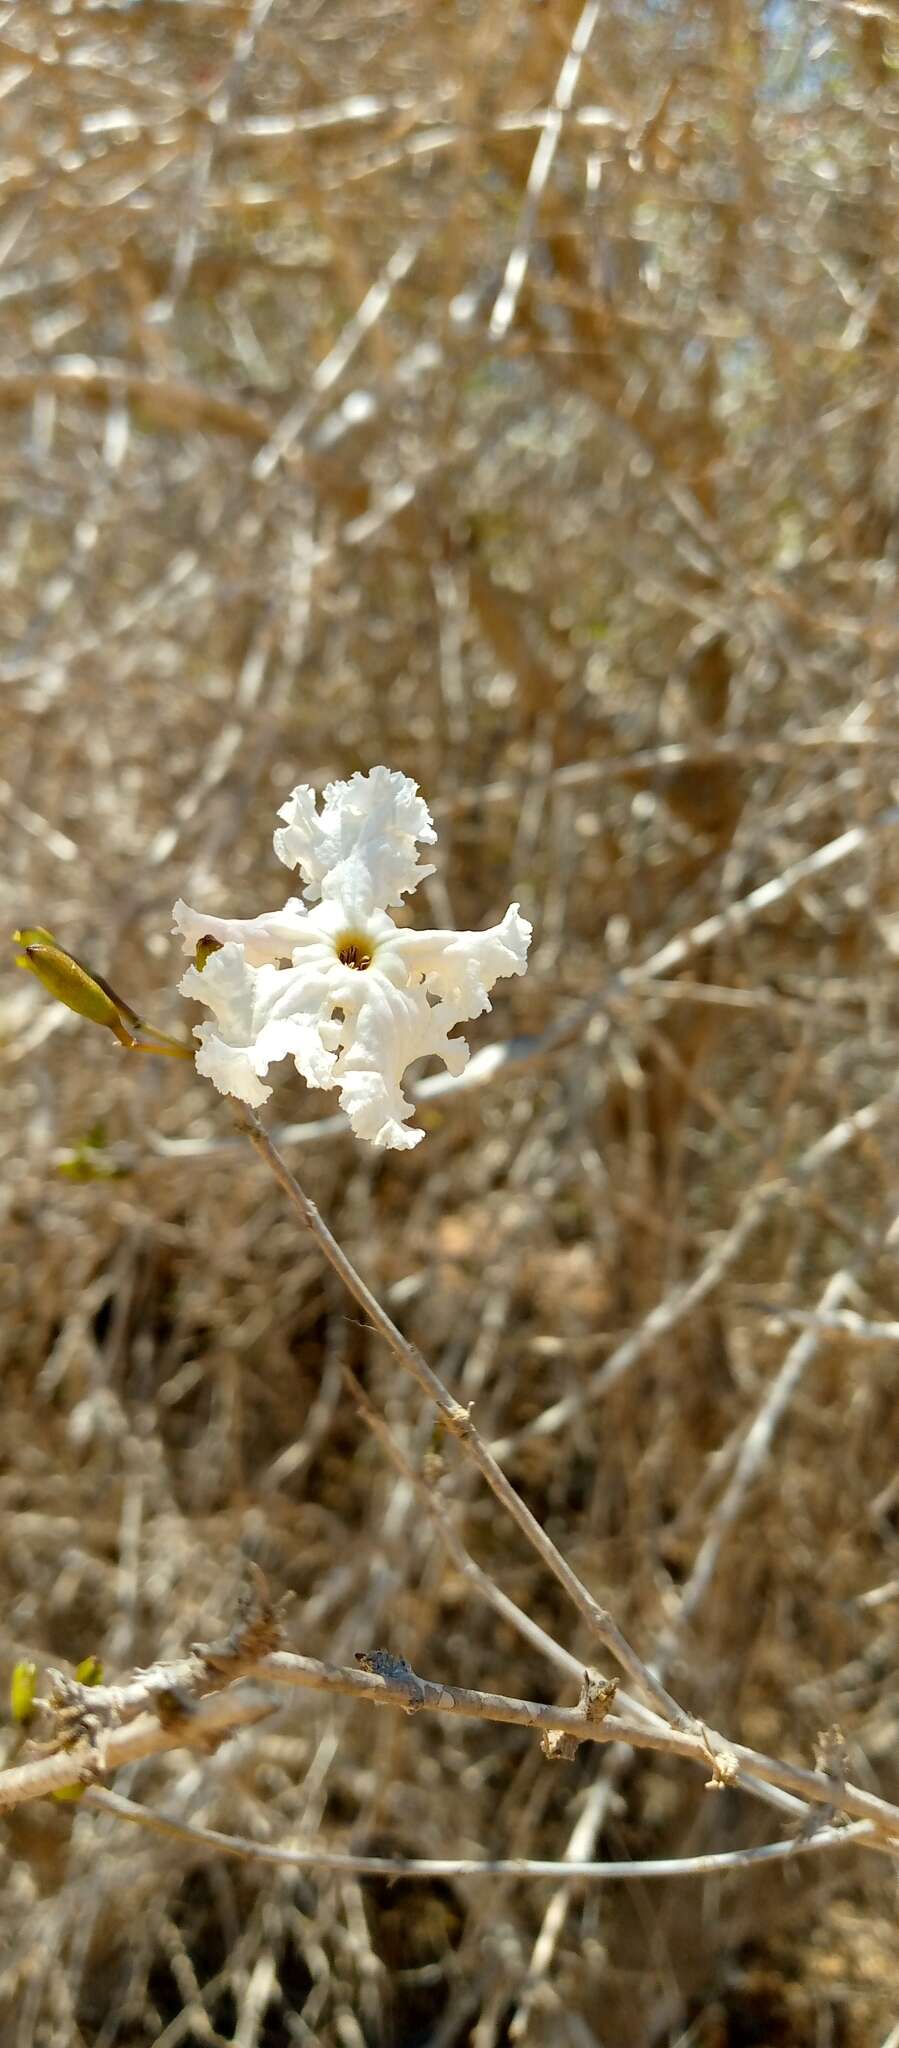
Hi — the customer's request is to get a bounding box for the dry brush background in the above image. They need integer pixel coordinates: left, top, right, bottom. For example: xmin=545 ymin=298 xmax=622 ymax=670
xmin=2 ymin=1 xmax=899 ymax=2042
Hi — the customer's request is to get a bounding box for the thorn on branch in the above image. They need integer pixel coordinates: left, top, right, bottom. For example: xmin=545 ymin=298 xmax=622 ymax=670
xmin=802 ymin=1723 xmax=851 ymax=1833
xmin=540 ymin=1671 xmax=618 ymax=1761
xmin=580 ymin=1669 xmax=618 ymax=1721
xmin=192 ymin=1565 xmax=286 ymax=1675
xmin=815 ymin=1723 xmax=849 ymax=1790
xmin=701 ymin=1725 xmax=740 ymax=1791
xmin=439 ymin=1399 xmax=475 ymax=1441
xmin=28 ymin=1672 xmax=110 ymax=1798
xmin=43 ymin=1670 xmax=111 ymax=1751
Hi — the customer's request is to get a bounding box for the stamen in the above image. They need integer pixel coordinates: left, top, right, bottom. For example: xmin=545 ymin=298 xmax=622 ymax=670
xmin=338 ymin=940 xmax=372 ymax=971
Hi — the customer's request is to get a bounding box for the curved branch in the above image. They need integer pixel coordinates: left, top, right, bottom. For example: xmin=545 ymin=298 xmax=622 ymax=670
xmin=86 ymin=1786 xmax=873 ymax=1882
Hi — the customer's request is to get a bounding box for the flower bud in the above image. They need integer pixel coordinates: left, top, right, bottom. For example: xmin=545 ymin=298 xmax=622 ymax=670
xmin=13 ymin=930 xmax=140 ymax=1047
xmin=9 ymin=1660 xmax=38 ymax=1727
xmin=193 ymin=934 xmax=223 ymax=972
xmin=75 ymin=1655 xmax=103 ymax=1686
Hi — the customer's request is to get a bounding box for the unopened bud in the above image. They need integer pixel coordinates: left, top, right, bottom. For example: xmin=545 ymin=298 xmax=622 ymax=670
xmin=13 ymin=930 xmax=140 ymax=1047
xmin=10 ymin=1660 xmax=38 ymax=1727
xmin=193 ymin=934 xmax=223 ymax=972
xmin=75 ymin=1655 xmax=104 ymax=1686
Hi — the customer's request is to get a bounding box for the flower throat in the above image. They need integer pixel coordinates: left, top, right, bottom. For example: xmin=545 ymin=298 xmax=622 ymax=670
xmin=338 ymin=939 xmax=372 ymax=971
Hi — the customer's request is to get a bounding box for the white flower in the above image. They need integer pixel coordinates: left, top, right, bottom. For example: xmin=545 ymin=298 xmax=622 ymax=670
xmin=173 ymin=767 xmax=532 ymax=1149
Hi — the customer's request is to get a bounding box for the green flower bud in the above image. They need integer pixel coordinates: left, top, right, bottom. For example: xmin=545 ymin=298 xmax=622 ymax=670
xmin=74 ymin=1655 xmax=103 ymax=1686
xmin=13 ymin=931 xmax=140 ymax=1047
xmin=10 ymin=1660 xmax=38 ymax=1726
xmin=193 ymin=934 xmax=223 ymax=971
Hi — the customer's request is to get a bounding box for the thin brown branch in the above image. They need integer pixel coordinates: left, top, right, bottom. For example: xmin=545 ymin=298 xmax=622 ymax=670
xmin=231 ymin=1102 xmax=689 ymax=1731
xmin=85 ymin=1786 xmax=872 ymax=1882
xmin=7 ymin=1648 xmax=899 ymax=1855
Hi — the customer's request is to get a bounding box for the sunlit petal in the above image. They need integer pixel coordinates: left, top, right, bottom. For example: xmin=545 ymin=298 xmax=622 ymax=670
xmin=174 ymin=774 xmax=531 ymax=1147
xmin=273 ymin=766 xmax=436 ymax=907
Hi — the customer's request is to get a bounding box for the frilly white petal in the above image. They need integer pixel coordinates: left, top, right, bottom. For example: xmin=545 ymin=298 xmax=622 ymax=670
xmin=395 ymin=905 xmax=533 ymax=1023
xmin=173 ymin=897 xmax=309 ymax=968
xmin=179 ymin=944 xmax=336 ymax=1107
xmin=273 ymin=767 xmax=436 ymax=908
xmin=173 ymin=771 xmax=533 ymax=1148
xmin=334 ymin=974 xmax=467 ymax=1150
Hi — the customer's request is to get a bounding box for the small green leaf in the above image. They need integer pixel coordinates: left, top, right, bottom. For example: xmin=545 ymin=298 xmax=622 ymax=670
xmin=57 ymin=1135 xmax=128 ymax=1182
xmin=10 ymin=1660 xmax=38 ymax=1726
xmin=75 ymin=1656 xmax=104 ymax=1686
xmin=57 ymin=1157 xmax=126 ymax=1183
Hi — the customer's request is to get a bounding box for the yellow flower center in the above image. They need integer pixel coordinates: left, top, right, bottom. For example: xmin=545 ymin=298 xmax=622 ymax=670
xmin=337 ymin=934 xmax=373 ymax=971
